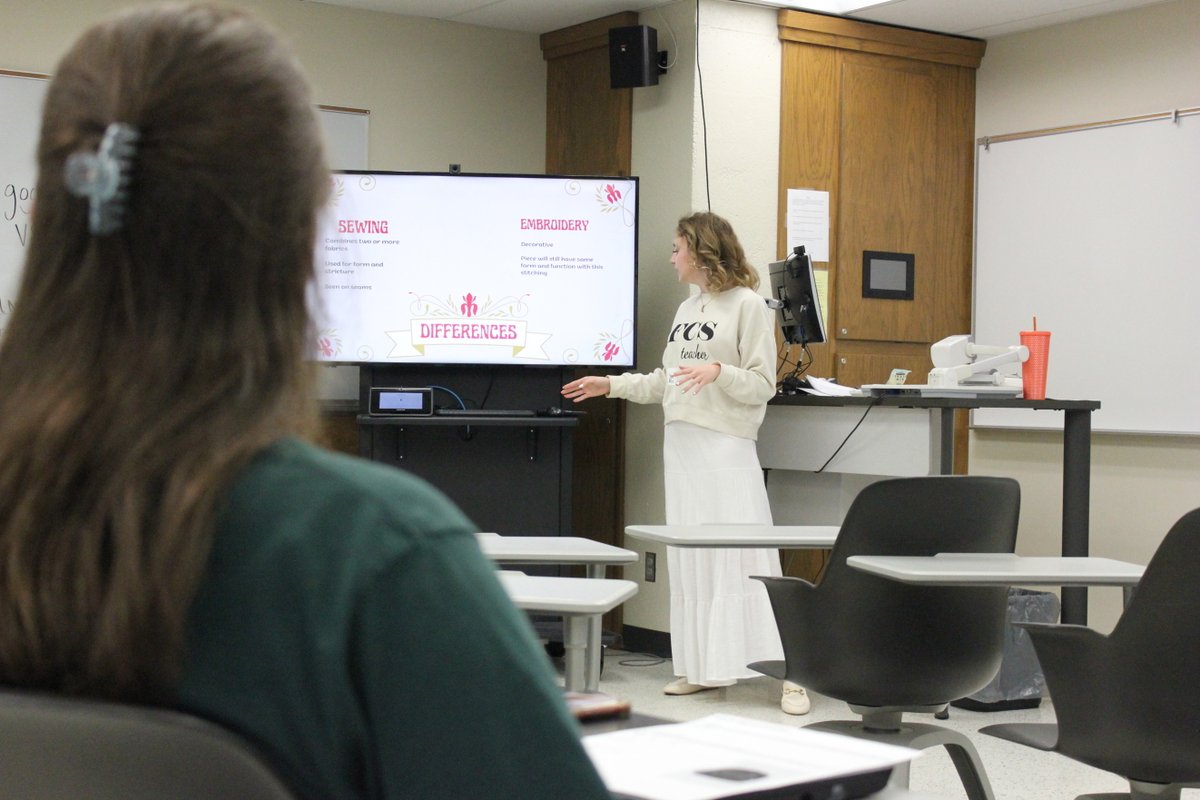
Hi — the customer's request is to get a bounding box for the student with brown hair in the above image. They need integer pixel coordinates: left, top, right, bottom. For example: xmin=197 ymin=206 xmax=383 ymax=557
xmin=0 ymin=5 xmax=609 ymax=798
xmin=563 ymin=211 xmax=809 ymax=715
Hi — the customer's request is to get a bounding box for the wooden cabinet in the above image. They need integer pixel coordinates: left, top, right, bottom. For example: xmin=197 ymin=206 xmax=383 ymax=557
xmin=776 ymin=11 xmax=984 ymax=390
xmin=317 ymin=401 xmax=359 ymax=457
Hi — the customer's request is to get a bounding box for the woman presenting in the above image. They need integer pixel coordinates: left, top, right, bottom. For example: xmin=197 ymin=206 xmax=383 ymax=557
xmin=562 ymin=212 xmax=809 ymax=715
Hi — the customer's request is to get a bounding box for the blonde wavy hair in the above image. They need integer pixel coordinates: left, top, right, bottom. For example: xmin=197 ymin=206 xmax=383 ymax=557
xmin=676 ymin=211 xmax=759 ymax=293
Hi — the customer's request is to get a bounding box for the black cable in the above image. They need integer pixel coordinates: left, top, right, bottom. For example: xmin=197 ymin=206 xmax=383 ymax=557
xmin=610 ymin=649 xmax=666 ymax=667
xmin=427 ymin=385 xmax=475 ymax=440
xmin=793 ymin=343 xmax=813 ymax=377
xmin=476 ymin=372 xmax=497 ymax=410
xmin=428 ymin=384 xmax=466 ymax=409
xmin=776 ymin=342 xmax=813 ymax=392
xmin=815 ymin=399 xmax=881 ymax=473
xmin=774 ymin=340 xmax=790 ymax=388
xmin=695 ymin=0 xmax=711 ymax=211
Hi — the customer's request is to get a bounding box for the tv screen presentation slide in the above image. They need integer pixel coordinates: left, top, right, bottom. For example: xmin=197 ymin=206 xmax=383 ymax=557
xmin=311 ymin=172 xmax=638 ymax=367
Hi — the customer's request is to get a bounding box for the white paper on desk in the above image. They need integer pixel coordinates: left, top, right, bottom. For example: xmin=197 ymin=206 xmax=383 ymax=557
xmin=801 ymin=377 xmax=861 ymax=397
xmin=583 ymin=713 xmax=916 ymax=800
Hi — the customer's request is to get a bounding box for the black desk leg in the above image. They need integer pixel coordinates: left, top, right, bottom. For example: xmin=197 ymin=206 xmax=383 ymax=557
xmin=1060 ymin=408 xmax=1093 ymax=625
xmin=939 ymin=408 xmax=955 ymax=475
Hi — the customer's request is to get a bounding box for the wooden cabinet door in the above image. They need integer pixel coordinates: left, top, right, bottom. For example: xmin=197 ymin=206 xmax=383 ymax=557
xmin=835 ymin=55 xmax=939 ymax=344
xmin=834 ymin=347 xmax=932 ymax=389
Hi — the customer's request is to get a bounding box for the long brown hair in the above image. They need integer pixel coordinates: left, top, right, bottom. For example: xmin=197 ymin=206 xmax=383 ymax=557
xmin=676 ymin=211 xmax=759 ymax=293
xmin=0 ymin=3 xmax=329 ymax=701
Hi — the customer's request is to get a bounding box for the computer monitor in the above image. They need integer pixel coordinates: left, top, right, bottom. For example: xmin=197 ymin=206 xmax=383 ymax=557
xmin=769 ymin=246 xmax=826 ymax=347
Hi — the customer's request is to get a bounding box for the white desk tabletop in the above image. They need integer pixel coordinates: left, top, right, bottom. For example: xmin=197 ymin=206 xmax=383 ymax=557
xmin=867 ymin=790 xmax=946 ymax=800
xmin=846 ymin=553 xmax=1145 ymax=586
xmin=476 ymin=534 xmax=638 ymax=565
xmin=497 ymin=573 xmax=638 ymax=615
xmin=624 ymin=524 xmax=839 ymax=548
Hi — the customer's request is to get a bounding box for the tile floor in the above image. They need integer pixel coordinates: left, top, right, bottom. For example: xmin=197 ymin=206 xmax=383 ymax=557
xmin=579 ymin=648 xmax=1197 ymax=800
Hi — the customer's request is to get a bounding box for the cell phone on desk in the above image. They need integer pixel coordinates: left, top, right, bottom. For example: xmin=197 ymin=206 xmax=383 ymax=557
xmin=564 ymin=691 xmax=631 ymax=721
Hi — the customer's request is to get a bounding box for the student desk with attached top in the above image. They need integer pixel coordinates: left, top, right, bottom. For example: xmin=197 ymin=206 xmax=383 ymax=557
xmin=846 ymin=553 xmax=1144 ymax=607
xmin=476 ymin=533 xmax=638 ymax=580
xmin=580 ymin=710 xmax=945 ymax=796
xmin=478 ymin=534 xmax=638 ymax=692
xmin=497 ymin=572 xmax=637 ymax=693
xmin=623 ymin=524 xmax=840 ymax=549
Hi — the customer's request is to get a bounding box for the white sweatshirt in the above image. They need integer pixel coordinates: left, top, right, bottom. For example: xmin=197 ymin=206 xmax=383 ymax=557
xmin=607 ymin=286 xmax=777 ymax=440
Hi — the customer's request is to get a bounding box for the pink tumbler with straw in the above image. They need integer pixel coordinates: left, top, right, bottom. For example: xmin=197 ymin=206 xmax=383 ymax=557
xmin=1020 ymin=319 xmax=1051 ymax=400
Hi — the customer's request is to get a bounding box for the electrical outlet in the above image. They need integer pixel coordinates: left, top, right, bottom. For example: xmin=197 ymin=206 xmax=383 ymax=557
xmin=645 ymin=551 xmax=656 ymax=582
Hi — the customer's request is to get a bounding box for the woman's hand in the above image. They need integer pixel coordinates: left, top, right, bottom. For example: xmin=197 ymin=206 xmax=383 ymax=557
xmin=561 ymin=376 xmax=611 ymax=402
xmin=671 ymin=363 xmax=721 ymax=395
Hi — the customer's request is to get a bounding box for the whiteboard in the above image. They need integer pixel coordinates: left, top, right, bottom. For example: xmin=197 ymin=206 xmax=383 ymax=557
xmin=318 ymin=106 xmax=369 ymax=171
xmin=0 ymin=71 xmax=45 ymax=334
xmin=973 ymin=110 xmax=1200 ymax=435
xmin=0 ymin=71 xmax=367 ymax=399
xmin=314 ymin=107 xmax=368 ymax=400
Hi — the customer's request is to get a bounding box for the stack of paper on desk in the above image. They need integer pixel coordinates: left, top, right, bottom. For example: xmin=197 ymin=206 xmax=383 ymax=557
xmin=801 ymin=377 xmax=862 ymax=397
xmin=583 ymin=713 xmax=916 ymax=800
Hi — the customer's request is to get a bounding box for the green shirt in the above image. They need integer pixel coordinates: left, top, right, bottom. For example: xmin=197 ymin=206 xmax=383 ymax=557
xmin=177 ymin=439 xmax=608 ymax=800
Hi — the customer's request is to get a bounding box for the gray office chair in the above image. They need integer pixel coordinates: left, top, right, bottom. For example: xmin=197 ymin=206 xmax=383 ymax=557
xmin=980 ymin=507 xmax=1200 ymax=800
xmin=749 ymin=475 xmax=1021 ymax=800
xmin=0 ymin=688 xmax=303 ymax=800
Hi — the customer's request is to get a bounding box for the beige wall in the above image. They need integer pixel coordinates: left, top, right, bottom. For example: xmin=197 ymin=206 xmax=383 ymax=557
xmin=621 ymin=0 xmax=781 ymax=633
xmin=972 ymin=0 xmax=1200 ymax=632
xmin=0 ymin=0 xmax=547 ymax=175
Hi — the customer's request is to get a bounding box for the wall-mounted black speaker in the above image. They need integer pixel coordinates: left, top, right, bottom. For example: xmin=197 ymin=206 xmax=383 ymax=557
xmin=609 ymin=25 xmax=660 ymax=89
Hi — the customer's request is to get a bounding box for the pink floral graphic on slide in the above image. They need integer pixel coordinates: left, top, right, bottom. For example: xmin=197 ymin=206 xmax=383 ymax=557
xmin=409 ymin=291 xmax=530 ymax=321
xmin=460 ymin=293 xmax=479 ymax=317
xmin=595 ymin=183 xmax=624 ymax=214
xmin=592 ymin=335 xmax=621 ymax=362
xmin=589 ymin=320 xmax=632 ymax=364
xmin=316 ymin=329 xmax=342 ymax=359
xmin=593 ymin=181 xmax=635 ymax=226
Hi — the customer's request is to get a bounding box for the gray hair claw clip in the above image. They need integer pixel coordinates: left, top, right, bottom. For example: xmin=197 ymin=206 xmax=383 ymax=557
xmin=64 ymin=122 xmax=140 ymax=235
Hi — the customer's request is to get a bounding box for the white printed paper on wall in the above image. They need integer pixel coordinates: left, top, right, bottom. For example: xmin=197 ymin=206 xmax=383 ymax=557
xmin=786 ymin=188 xmax=829 ymax=263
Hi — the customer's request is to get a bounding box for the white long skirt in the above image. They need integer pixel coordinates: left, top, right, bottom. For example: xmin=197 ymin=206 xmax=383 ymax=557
xmin=664 ymin=421 xmax=784 ymax=686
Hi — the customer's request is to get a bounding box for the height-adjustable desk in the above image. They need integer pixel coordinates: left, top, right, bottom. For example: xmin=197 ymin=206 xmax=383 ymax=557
xmin=759 ymin=395 xmax=1100 ymax=624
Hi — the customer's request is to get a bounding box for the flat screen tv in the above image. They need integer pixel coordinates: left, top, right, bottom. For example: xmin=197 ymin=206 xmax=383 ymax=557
xmin=310 ymin=171 xmax=638 ymax=367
